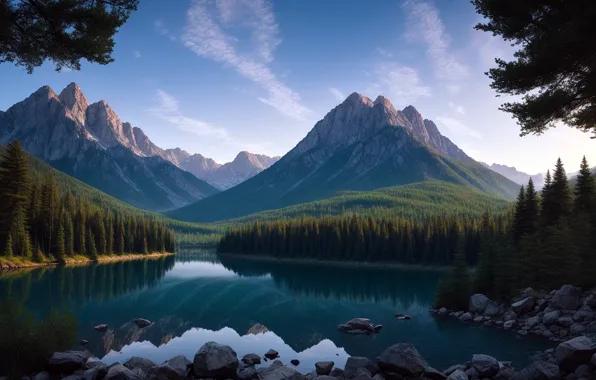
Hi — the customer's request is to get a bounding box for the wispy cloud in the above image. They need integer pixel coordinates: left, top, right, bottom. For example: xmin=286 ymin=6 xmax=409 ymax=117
xmin=134 ymin=51 xmax=142 ymax=58
xmin=329 ymin=88 xmax=345 ymax=101
xmin=154 ymin=20 xmax=176 ymax=41
xmin=371 ymin=62 xmax=431 ymax=105
xmin=448 ymin=101 xmax=465 ymax=115
xmin=436 ymin=116 xmax=481 ymax=139
xmin=376 ymin=47 xmax=393 ymax=58
xmin=403 ymin=0 xmax=468 ymax=81
xmin=182 ymin=0 xmax=310 ymax=120
xmin=151 ymin=90 xmax=229 ymax=139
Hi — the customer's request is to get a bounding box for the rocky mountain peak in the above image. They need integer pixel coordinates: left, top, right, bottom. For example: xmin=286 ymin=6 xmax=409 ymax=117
xmin=402 ymin=106 xmax=423 ymax=125
xmin=59 ymin=83 xmax=88 ymax=124
xmin=344 ymin=92 xmax=374 ymax=107
xmin=33 ymin=85 xmax=58 ymax=100
xmin=373 ymin=95 xmax=395 ymax=110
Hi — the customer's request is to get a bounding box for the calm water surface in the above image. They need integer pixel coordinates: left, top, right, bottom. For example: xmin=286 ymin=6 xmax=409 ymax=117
xmin=0 ymin=248 xmax=551 ymax=372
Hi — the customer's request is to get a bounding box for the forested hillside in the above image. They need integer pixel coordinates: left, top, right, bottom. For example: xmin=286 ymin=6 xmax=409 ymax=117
xmin=0 ymin=141 xmax=176 ymax=263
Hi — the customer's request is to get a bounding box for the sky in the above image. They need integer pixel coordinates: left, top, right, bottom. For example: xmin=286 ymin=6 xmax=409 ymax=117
xmin=1 ymin=0 xmax=594 ymax=174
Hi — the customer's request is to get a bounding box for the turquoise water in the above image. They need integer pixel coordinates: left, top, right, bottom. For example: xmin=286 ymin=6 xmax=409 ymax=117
xmin=0 ymin=249 xmax=551 ymax=372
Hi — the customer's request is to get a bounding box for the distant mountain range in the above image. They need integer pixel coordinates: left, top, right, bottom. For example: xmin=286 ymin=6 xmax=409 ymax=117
xmin=480 ymin=162 xmax=544 ymax=189
xmin=168 ymin=93 xmax=520 ymax=222
xmin=0 ymin=83 xmax=279 ymax=211
xmin=164 ymin=149 xmax=279 ymax=190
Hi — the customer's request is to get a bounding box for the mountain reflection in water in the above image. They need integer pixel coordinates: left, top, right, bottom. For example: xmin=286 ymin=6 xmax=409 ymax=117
xmin=0 ymin=248 xmax=551 ymax=370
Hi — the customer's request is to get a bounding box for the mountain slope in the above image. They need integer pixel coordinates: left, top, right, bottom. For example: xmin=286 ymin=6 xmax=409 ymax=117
xmin=481 ymin=162 xmax=544 ymax=189
xmin=164 ymin=149 xmax=280 ymax=190
xmin=168 ymin=93 xmax=520 ymax=222
xmin=0 ymin=83 xmax=219 ymax=211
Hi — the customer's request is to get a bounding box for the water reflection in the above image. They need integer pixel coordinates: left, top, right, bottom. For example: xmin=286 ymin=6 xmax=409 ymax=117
xmin=0 ymin=249 xmax=551 ymax=370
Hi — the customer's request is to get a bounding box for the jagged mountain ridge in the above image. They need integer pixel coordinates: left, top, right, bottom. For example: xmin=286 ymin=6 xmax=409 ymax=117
xmin=168 ymin=92 xmax=520 ymax=222
xmin=481 ymin=162 xmax=544 ymax=189
xmin=0 ymin=83 xmax=219 ymax=212
xmin=164 ymin=149 xmax=280 ymax=190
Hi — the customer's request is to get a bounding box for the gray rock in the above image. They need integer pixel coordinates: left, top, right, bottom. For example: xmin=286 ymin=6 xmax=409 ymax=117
xmin=495 ymin=365 xmax=515 ymax=380
xmin=573 ymin=311 xmax=595 ymax=323
xmin=453 ymin=311 xmax=464 ymax=318
xmin=290 ymin=360 xmax=300 ymax=366
xmin=557 ymin=316 xmax=575 ymax=327
xmin=123 ymin=356 xmax=156 ymax=374
xmin=472 ymin=354 xmax=500 ymax=377
xmin=330 ymin=368 xmax=345 ymax=378
xmin=242 ymin=353 xmax=261 ymax=366
xmin=104 ymin=364 xmax=142 ymax=380
xmin=459 ymin=312 xmax=473 ymax=322
xmin=376 ymin=343 xmax=429 ymax=377
xmin=264 ymin=349 xmax=279 ymax=360
xmin=259 ymin=364 xmax=305 ymax=380
xmin=469 ymin=294 xmax=490 ymax=314
xmin=503 ymin=311 xmax=517 ymax=321
xmin=526 ymin=316 xmax=540 ymax=329
xmin=556 ymin=336 xmax=596 ymax=371
xmin=446 ymin=369 xmax=467 ymax=380
xmin=94 ymin=324 xmax=108 ymax=332
xmin=438 ymin=307 xmax=448 ymax=316
xmin=84 ymin=365 xmax=108 ymax=380
xmin=423 ymin=367 xmax=447 ymax=380
xmin=62 ymin=374 xmax=85 ymax=380
xmin=543 ymin=311 xmax=561 ymax=325
xmin=584 ymin=294 xmax=596 ymax=309
xmin=574 ymin=364 xmax=591 ymax=379
xmin=86 ymin=358 xmax=106 ymax=370
xmin=238 ymin=366 xmax=258 ymax=380
xmin=512 ymin=297 xmax=535 ymax=314
xmin=504 ymin=320 xmax=516 ymax=329
xmin=150 ymin=355 xmax=191 ymax=380
xmin=32 ymin=372 xmax=50 ymax=380
xmin=318 ymin=377 xmax=339 ymax=380
xmin=484 ymin=301 xmax=501 ymax=317
xmin=316 ymin=361 xmax=335 ymax=376
xmin=48 ymin=351 xmax=89 ymax=374
xmin=465 ymin=367 xmax=479 ymax=378
xmin=338 ymin=318 xmax=378 ymax=334
xmin=133 ymin=318 xmax=151 ymax=328
xmin=473 ymin=316 xmax=484 ymax=323
xmin=510 ymin=361 xmax=559 ymax=380
xmin=592 ymin=352 xmax=596 ymax=366
xmin=443 ymin=365 xmax=465 ymax=376
xmin=371 ymin=374 xmax=384 ymax=380
xmin=551 ymin=285 xmax=582 ymax=310
xmin=193 ymin=341 xmax=239 ymax=378
xmin=344 ymin=357 xmax=378 ymax=379
xmin=570 ymin=323 xmax=586 ymax=335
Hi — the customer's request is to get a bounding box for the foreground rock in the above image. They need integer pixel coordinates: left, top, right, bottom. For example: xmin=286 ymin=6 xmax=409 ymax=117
xmin=377 ymin=343 xmax=429 ymax=377
xmin=94 ymin=324 xmax=108 ymax=332
xmin=337 ymin=318 xmax=382 ymax=334
xmin=193 ymin=341 xmax=239 ymax=378
xmin=149 ymin=355 xmax=191 ymax=380
xmin=555 ymin=335 xmax=596 ymax=371
xmin=48 ymin=350 xmax=89 ymax=374
xmin=315 ymin=361 xmax=334 ymax=376
xmin=134 ymin=318 xmax=152 ymax=328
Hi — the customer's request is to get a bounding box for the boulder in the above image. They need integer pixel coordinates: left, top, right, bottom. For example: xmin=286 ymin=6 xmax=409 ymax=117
xmin=48 ymin=351 xmax=88 ymax=374
xmin=291 ymin=359 xmax=300 ymax=366
xmin=33 ymin=372 xmax=50 ymax=380
xmin=542 ymin=311 xmax=561 ymax=325
xmin=242 ymin=353 xmax=262 ymax=366
xmin=376 ymin=343 xmax=429 ymax=377
xmin=473 ymin=316 xmax=484 ymax=323
xmin=123 ymin=356 xmax=156 ymax=374
xmin=570 ymin=323 xmax=586 ymax=335
xmin=584 ymin=294 xmax=596 ymax=310
xmin=437 ymin=307 xmax=448 ymax=316
xmin=423 ymin=367 xmax=447 ymax=380
xmin=510 ymin=361 xmax=559 ymax=380
xmin=149 ymin=355 xmax=191 ymax=380
xmin=371 ymin=374 xmax=384 ymax=380
xmin=338 ymin=318 xmax=378 ymax=334
xmin=442 ymin=364 xmax=465 ymax=376
xmin=133 ymin=318 xmax=151 ymax=328
xmin=471 ymin=354 xmax=500 ymax=377
xmin=469 ymin=294 xmax=490 ymax=314
xmin=193 ymin=341 xmax=239 ymax=378
xmin=330 ymin=368 xmax=345 ymax=378
xmin=504 ymin=320 xmax=516 ymax=329
xmin=104 ymin=364 xmax=143 ymax=380
xmin=551 ymin=285 xmax=582 ymax=310
xmin=446 ymin=369 xmax=467 ymax=380
xmin=459 ymin=312 xmax=473 ymax=322
xmin=247 ymin=323 xmax=269 ymax=335
xmin=557 ymin=316 xmax=574 ymax=327
xmin=315 ymin=361 xmax=335 ymax=376
xmin=84 ymin=365 xmax=108 ymax=380
xmin=573 ymin=310 xmax=595 ymax=323
xmin=556 ymin=336 xmax=596 ymax=371
xmin=526 ymin=316 xmax=540 ymax=329
xmin=484 ymin=301 xmax=501 ymax=317
xmin=503 ymin=311 xmax=517 ymax=321
xmin=80 ymin=340 xmax=88 ymax=345
xmin=62 ymin=374 xmax=85 ymax=380
xmin=238 ymin=366 xmax=258 ymax=380
xmin=511 ymin=297 xmax=535 ymax=314
xmin=85 ymin=358 xmax=105 ymax=369
xmin=94 ymin=324 xmax=108 ymax=332
xmin=574 ymin=364 xmax=592 ymax=379
xmin=259 ymin=364 xmax=305 ymax=380
xmin=344 ymin=357 xmax=378 ymax=379
xmin=264 ymin=349 xmax=279 ymax=360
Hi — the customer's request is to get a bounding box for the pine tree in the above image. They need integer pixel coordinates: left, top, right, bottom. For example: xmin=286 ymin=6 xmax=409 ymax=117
xmin=512 ymin=185 xmax=526 ymax=246
xmin=548 ymin=158 xmax=572 ymax=224
xmin=3 ymin=234 xmax=13 ymax=257
xmin=574 ymin=156 xmax=595 ymax=214
xmin=0 ymin=141 xmax=32 ymax=257
xmin=55 ymin=222 xmax=65 ymax=262
xmin=435 ymin=239 xmax=471 ymax=310
xmin=87 ymin=228 xmax=97 ymax=259
xmin=64 ymin=216 xmax=74 ymax=256
xmin=524 ymin=178 xmax=539 ymax=237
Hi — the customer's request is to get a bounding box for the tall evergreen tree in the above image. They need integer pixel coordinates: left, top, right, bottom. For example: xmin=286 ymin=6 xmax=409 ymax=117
xmin=3 ymin=234 xmax=13 ymax=257
xmin=574 ymin=156 xmax=595 ymax=214
xmin=512 ymin=185 xmax=526 ymax=246
xmin=547 ymin=158 xmax=572 ymax=223
xmin=524 ymin=178 xmax=539 ymax=237
xmin=55 ymin=222 xmax=65 ymax=262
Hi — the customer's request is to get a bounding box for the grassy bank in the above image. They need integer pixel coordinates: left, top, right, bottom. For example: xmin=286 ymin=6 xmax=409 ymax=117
xmin=0 ymin=252 xmax=174 ymax=272
xmin=218 ymin=253 xmax=450 ymax=272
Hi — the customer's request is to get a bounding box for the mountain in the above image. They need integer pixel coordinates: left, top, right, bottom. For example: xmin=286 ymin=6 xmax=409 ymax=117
xmin=0 ymin=83 xmax=219 ymax=212
xmin=168 ymin=93 xmax=520 ymax=222
xmin=163 ymin=149 xmax=280 ymax=190
xmin=481 ymin=162 xmax=544 ymax=189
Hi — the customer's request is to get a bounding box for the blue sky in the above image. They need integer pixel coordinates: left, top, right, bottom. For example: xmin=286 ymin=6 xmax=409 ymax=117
xmin=1 ymin=0 xmax=594 ymax=174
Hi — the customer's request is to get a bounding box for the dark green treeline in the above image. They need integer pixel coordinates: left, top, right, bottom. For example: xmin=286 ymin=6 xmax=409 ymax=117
xmin=437 ymin=156 xmax=596 ymax=309
xmin=218 ymin=212 xmax=511 ymax=266
xmin=0 ymin=141 xmax=176 ymax=261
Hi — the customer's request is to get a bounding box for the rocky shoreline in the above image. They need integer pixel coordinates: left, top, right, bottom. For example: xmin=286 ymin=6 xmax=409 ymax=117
xmin=433 ymin=285 xmax=596 ymax=342
xmin=12 ymin=335 xmax=596 ymax=380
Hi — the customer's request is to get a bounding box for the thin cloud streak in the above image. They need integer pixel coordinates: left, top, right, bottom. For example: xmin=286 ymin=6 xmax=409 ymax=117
xmin=371 ymin=62 xmax=431 ymax=106
xmin=436 ymin=116 xmax=481 ymax=139
xmin=403 ymin=0 xmax=468 ymax=81
xmin=376 ymin=47 xmax=393 ymax=58
xmin=182 ymin=0 xmax=310 ymax=120
xmin=449 ymin=101 xmax=465 ymax=114
xmin=329 ymin=88 xmax=345 ymax=101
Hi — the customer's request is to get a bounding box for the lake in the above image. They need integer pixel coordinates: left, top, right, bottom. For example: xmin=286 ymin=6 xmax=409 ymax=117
xmin=0 ymin=248 xmax=551 ymax=372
